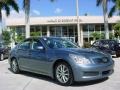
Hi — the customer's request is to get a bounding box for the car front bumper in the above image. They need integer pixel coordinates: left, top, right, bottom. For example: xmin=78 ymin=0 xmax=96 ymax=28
xmin=73 ymin=62 xmax=114 ymax=82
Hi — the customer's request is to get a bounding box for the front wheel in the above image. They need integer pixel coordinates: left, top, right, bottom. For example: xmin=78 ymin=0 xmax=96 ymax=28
xmin=55 ymin=62 xmax=74 ymax=86
xmin=10 ymin=58 xmax=20 ymax=74
xmin=116 ymin=52 xmax=120 ymax=57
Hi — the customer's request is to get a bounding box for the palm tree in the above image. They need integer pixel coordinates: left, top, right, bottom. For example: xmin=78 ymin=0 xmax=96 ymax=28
xmin=109 ymin=0 xmax=120 ymax=17
xmin=23 ymin=0 xmax=54 ymax=38
xmin=96 ymin=0 xmax=110 ymax=39
xmin=0 ymin=0 xmax=19 ymax=21
xmin=0 ymin=0 xmax=19 ymax=41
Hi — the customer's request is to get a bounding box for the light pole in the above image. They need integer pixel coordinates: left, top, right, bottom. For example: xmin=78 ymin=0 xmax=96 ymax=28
xmin=76 ymin=0 xmax=82 ymax=46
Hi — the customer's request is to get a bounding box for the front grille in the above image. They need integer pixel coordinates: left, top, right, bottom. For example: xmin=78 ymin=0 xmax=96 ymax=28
xmin=93 ymin=57 xmax=109 ymax=64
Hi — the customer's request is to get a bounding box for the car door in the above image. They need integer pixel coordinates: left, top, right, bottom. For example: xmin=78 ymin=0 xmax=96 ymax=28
xmin=17 ymin=39 xmax=32 ymax=70
xmin=29 ymin=39 xmax=51 ymax=75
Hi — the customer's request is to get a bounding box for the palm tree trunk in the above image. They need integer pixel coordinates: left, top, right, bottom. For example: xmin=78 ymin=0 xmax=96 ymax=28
xmin=103 ymin=0 xmax=109 ymax=39
xmin=24 ymin=0 xmax=30 ymax=38
xmin=25 ymin=13 xmax=30 ymax=38
xmin=0 ymin=11 xmax=3 ymax=41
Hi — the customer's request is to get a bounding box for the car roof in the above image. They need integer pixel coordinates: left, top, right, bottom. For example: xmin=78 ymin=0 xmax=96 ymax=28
xmin=25 ymin=37 xmax=62 ymax=41
xmin=97 ymin=39 xmax=117 ymax=42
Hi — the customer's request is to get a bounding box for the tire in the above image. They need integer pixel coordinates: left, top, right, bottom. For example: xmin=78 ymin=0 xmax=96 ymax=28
xmin=10 ymin=58 xmax=20 ymax=74
xmin=54 ymin=62 xmax=74 ymax=86
xmin=0 ymin=54 xmax=4 ymax=61
xmin=116 ymin=52 xmax=120 ymax=57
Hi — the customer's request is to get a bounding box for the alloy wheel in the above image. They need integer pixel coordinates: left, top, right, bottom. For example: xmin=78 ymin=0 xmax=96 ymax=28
xmin=56 ymin=64 xmax=70 ymax=83
xmin=11 ymin=59 xmax=20 ymax=73
xmin=55 ymin=62 xmax=74 ymax=86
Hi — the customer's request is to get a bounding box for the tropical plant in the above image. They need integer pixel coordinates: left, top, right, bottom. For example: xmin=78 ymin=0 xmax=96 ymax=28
xmin=23 ymin=0 xmax=54 ymax=38
xmin=109 ymin=32 xmax=115 ymax=39
xmin=113 ymin=22 xmax=120 ymax=39
xmin=91 ymin=32 xmax=101 ymax=40
xmin=0 ymin=0 xmax=19 ymax=20
xmin=2 ymin=30 xmax=11 ymax=45
xmin=16 ymin=35 xmax=25 ymax=43
xmin=30 ymin=31 xmax=41 ymax=37
xmin=10 ymin=28 xmax=25 ymax=43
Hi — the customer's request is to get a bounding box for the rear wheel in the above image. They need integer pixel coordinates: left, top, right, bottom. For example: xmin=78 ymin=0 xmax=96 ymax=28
xmin=0 ymin=54 xmax=4 ymax=61
xmin=54 ymin=62 xmax=73 ymax=86
xmin=10 ymin=58 xmax=20 ymax=74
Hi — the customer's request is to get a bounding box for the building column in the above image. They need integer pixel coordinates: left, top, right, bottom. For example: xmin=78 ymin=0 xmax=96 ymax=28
xmin=25 ymin=17 xmax=30 ymax=38
xmin=112 ymin=29 xmax=114 ymax=39
xmin=47 ymin=26 xmax=50 ymax=37
xmin=77 ymin=24 xmax=83 ymax=47
xmin=80 ymin=25 xmax=83 ymax=46
xmin=88 ymin=25 xmax=90 ymax=42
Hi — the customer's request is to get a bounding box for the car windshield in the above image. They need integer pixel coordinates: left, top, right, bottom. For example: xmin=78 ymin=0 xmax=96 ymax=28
xmin=42 ymin=38 xmax=79 ymax=49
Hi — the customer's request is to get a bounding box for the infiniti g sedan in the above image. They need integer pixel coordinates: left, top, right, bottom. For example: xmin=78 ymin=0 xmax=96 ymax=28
xmin=9 ymin=37 xmax=114 ymax=86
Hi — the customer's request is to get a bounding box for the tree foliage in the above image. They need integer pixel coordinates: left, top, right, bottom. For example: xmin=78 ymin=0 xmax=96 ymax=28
xmin=91 ymin=32 xmax=101 ymax=40
xmin=91 ymin=32 xmax=114 ymax=40
xmin=96 ymin=0 xmax=120 ymax=17
xmin=113 ymin=22 xmax=120 ymax=37
xmin=2 ymin=30 xmax=11 ymax=45
xmin=16 ymin=35 xmax=25 ymax=43
xmin=30 ymin=32 xmax=41 ymax=37
xmin=0 ymin=0 xmax=19 ymax=20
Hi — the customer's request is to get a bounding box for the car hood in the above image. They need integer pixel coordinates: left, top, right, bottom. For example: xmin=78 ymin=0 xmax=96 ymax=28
xmin=56 ymin=48 xmax=108 ymax=58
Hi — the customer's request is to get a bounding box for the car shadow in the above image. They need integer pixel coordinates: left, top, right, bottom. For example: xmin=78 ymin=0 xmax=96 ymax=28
xmin=112 ymin=56 xmax=119 ymax=59
xmin=8 ymin=68 xmax=59 ymax=85
xmin=8 ymin=68 xmax=108 ymax=87
xmin=71 ymin=77 xmax=108 ymax=87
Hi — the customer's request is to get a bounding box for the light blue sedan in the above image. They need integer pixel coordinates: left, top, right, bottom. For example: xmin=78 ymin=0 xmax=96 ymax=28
xmin=9 ymin=37 xmax=114 ymax=86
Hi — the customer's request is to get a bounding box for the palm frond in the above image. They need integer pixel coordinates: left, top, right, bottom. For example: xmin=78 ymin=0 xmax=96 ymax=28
xmin=0 ymin=0 xmax=19 ymax=21
xmin=4 ymin=4 xmax=10 ymax=16
xmin=108 ymin=5 xmax=116 ymax=17
xmin=96 ymin=0 xmax=102 ymax=6
xmin=8 ymin=0 xmax=19 ymax=13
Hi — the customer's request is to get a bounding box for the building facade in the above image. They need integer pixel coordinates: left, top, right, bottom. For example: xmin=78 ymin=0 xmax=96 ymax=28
xmin=6 ymin=16 xmax=120 ymax=45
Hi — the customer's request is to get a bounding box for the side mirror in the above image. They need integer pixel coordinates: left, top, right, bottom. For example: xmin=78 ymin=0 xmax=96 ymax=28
xmin=37 ymin=46 xmax=44 ymax=50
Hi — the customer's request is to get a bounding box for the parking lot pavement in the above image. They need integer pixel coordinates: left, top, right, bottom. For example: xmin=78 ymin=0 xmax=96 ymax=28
xmin=0 ymin=58 xmax=120 ymax=90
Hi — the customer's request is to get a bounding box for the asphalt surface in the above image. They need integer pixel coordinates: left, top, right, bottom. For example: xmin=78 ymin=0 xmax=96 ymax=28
xmin=0 ymin=58 xmax=120 ymax=90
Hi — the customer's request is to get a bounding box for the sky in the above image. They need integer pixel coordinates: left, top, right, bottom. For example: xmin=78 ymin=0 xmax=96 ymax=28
xmin=2 ymin=0 xmax=115 ymax=18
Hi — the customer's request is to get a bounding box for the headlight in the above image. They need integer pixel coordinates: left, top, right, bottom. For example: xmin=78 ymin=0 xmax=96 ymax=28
xmin=69 ymin=54 xmax=91 ymax=64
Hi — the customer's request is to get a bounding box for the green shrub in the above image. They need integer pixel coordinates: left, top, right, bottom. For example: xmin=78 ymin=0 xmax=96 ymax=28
xmin=83 ymin=42 xmax=91 ymax=48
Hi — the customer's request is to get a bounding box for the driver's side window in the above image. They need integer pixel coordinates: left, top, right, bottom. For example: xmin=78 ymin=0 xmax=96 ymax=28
xmin=32 ymin=40 xmax=43 ymax=50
